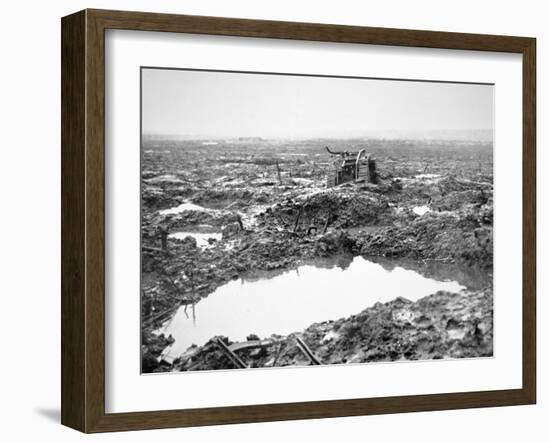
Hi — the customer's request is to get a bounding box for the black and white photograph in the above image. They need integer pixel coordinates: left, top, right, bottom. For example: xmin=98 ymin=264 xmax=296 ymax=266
xmin=140 ymin=68 xmax=494 ymax=373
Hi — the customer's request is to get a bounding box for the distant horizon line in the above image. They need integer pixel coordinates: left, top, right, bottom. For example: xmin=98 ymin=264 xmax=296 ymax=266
xmin=142 ymin=129 xmax=494 ymax=143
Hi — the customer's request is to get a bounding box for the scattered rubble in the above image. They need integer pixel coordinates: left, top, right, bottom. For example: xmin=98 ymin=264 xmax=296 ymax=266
xmin=140 ymin=138 xmax=493 ymax=373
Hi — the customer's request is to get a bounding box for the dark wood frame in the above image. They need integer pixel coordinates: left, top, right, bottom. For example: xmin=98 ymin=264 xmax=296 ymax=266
xmin=61 ymin=8 xmax=536 ymax=433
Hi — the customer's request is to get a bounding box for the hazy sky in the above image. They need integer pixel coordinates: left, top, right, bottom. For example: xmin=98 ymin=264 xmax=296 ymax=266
xmin=142 ymin=68 xmax=493 ymax=139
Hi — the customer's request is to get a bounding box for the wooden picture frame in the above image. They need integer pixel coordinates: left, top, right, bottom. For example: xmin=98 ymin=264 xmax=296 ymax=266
xmin=61 ymin=8 xmax=536 ymax=433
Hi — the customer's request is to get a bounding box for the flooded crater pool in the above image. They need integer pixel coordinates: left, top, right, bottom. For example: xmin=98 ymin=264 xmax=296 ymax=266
xmin=157 ymin=256 xmax=473 ymax=359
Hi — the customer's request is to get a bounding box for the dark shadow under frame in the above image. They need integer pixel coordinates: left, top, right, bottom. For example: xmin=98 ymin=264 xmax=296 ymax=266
xmin=61 ymin=8 xmax=536 ymax=433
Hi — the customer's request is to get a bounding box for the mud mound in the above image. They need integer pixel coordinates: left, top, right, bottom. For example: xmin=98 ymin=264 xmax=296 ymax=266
xmin=142 ymin=185 xmax=194 ymax=212
xmin=308 ymin=289 xmax=493 ymax=364
xmin=190 ymin=188 xmax=271 ymax=209
xmin=432 ymin=189 xmax=492 ymax=212
xmin=265 ymin=187 xmax=394 ymax=232
xmin=357 ymin=210 xmax=493 ymax=269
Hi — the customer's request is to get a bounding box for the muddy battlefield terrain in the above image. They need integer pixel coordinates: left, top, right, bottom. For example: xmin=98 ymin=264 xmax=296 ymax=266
xmin=141 ymin=137 xmax=493 ymax=373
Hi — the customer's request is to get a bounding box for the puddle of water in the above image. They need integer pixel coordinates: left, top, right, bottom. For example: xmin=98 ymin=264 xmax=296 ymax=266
xmin=158 ymin=256 xmax=466 ymax=358
xmin=169 ymin=232 xmax=222 ymax=248
xmin=413 ymin=205 xmax=431 ymax=216
xmin=292 ymin=177 xmax=314 ymax=185
xmin=159 ymin=202 xmax=213 ymax=216
xmin=158 ymin=200 xmax=266 ymax=228
xmin=415 ymin=173 xmax=441 ymax=179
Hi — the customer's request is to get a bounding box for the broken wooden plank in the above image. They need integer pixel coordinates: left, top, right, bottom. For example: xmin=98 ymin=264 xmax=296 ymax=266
xmin=272 ymin=342 xmax=285 ymax=367
xmin=322 ymin=213 xmax=331 ymax=234
xmin=293 ymin=207 xmax=303 ymax=233
xmin=228 ymin=339 xmax=275 ymax=353
xmin=142 ymin=246 xmax=164 ymax=253
xmin=215 ymin=337 xmax=247 ymax=369
xmin=275 ymin=161 xmax=282 ymax=185
xmin=295 ymin=337 xmax=321 ymax=365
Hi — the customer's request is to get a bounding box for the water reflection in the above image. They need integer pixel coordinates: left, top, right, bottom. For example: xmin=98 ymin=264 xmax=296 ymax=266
xmin=158 ymin=256 xmax=483 ymax=358
xmin=370 ymin=256 xmax=491 ymax=292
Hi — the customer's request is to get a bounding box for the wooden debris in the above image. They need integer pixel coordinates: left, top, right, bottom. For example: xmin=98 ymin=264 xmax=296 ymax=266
xmin=228 ymin=339 xmax=275 ymax=353
xmin=322 ymin=214 xmax=331 ymax=234
xmin=142 ymin=246 xmax=165 ymax=253
xmin=293 ymin=207 xmax=303 ymax=233
xmin=295 ymin=337 xmax=321 ymax=365
xmin=215 ymin=337 xmax=247 ymax=369
xmin=276 ymin=161 xmax=282 ymax=185
xmin=272 ymin=343 xmax=285 ymax=367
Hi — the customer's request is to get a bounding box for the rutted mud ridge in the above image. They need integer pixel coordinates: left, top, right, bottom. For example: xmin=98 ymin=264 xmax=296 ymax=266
xmin=141 ymin=138 xmax=493 ymax=373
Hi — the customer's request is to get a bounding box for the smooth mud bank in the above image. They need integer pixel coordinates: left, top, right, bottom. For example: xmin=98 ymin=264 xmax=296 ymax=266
xmin=140 ymin=139 xmax=493 ymax=373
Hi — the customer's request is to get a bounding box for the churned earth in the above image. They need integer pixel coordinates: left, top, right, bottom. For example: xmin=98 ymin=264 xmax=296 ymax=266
xmin=140 ymin=137 xmax=493 ymax=373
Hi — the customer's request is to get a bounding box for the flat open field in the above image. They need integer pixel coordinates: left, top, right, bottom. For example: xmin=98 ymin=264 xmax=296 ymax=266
xmin=141 ymin=137 xmax=493 ymax=373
